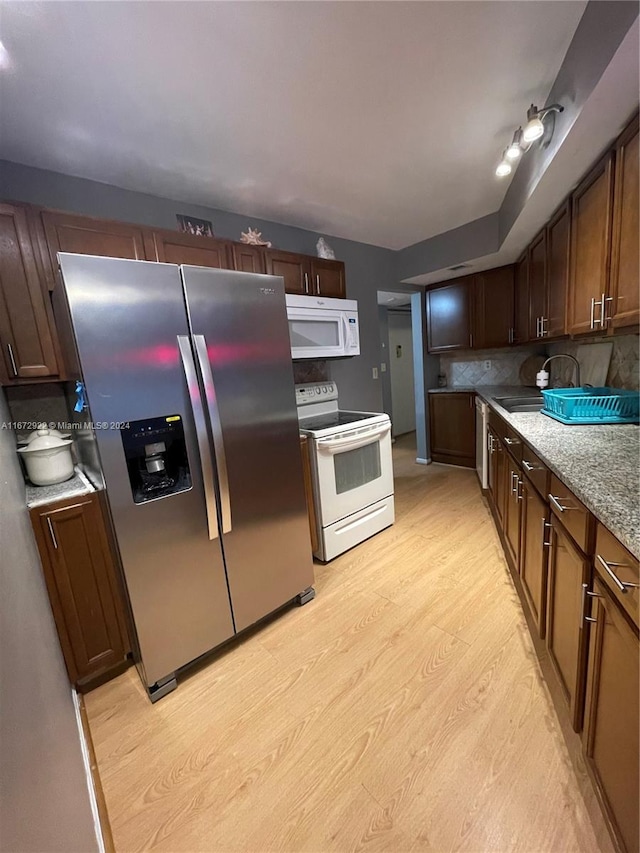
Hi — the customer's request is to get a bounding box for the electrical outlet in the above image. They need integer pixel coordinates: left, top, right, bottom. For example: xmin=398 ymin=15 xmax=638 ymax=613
xmin=372 ymin=367 xmax=379 ymax=380
xmin=381 ymin=362 xmax=387 ymax=373
xmin=484 ymin=360 xmax=491 ymax=370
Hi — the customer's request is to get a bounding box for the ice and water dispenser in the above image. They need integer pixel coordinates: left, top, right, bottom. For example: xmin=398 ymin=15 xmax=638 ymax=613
xmin=121 ymin=415 xmax=192 ymax=503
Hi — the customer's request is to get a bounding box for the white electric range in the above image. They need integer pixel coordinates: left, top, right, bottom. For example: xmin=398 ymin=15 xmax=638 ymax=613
xmin=296 ymin=382 xmax=395 ymax=561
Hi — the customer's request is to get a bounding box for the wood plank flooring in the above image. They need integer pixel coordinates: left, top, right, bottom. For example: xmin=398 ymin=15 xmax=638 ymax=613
xmin=85 ymin=434 xmax=610 ymax=852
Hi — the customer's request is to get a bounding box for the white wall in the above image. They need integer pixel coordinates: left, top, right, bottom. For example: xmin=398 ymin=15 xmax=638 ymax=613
xmin=388 ymin=311 xmax=416 ymax=436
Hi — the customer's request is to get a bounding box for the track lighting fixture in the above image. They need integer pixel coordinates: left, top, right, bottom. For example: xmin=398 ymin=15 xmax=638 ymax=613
xmin=506 ymin=128 xmax=524 ymax=161
xmin=523 ymin=103 xmax=564 ymax=143
xmin=494 ymin=102 xmax=564 ymax=177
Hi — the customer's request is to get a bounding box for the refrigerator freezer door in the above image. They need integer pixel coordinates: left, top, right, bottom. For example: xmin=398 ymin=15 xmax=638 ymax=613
xmin=57 ymin=255 xmax=235 ymax=688
xmin=182 ymin=267 xmax=314 ymax=631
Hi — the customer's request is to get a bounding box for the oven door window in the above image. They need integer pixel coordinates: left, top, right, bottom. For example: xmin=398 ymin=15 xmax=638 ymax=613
xmin=334 ymin=441 xmax=382 ymax=494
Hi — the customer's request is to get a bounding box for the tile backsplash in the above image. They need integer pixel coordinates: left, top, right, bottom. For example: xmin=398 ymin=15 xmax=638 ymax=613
xmin=547 ymin=334 xmax=639 ymax=390
xmin=440 ymin=345 xmax=546 ymax=387
xmin=293 ymin=360 xmax=330 ymax=384
xmin=4 ymin=383 xmax=70 ymax=436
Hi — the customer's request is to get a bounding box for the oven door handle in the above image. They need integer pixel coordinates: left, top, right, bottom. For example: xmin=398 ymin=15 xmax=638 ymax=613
xmin=316 ymin=424 xmax=390 ymax=455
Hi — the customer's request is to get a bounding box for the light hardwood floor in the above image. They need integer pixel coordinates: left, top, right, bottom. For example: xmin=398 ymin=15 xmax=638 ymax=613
xmin=85 ymin=434 xmax=610 ymax=853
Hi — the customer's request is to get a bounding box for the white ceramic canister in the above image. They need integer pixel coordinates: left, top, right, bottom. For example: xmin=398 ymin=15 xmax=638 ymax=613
xmin=17 ymin=429 xmax=74 ymax=486
xmin=18 ymin=423 xmax=71 ymax=445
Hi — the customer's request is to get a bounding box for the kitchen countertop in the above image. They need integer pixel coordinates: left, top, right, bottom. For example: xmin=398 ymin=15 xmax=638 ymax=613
xmin=26 ymin=467 xmax=96 ymax=509
xmin=457 ymin=385 xmax=640 ymax=560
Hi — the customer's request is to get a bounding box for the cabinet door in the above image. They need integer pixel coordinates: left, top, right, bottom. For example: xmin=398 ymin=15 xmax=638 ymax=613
xmin=230 ymin=243 xmax=266 ymax=274
xmin=546 ymin=202 xmax=570 ymax=339
xmin=494 ymin=437 xmax=508 ymax=529
xmin=584 ymin=579 xmax=639 ymax=853
xmin=473 ymin=266 xmax=514 ymax=348
xmin=528 ymin=230 xmax=547 ymax=340
xmin=513 ymin=253 xmax=529 ymax=345
xmin=144 ymin=229 xmax=230 ymax=268
xmin=567 ymin=153 xmax=615 ymax=335
xmin=32 ymin=494 xmax=128 ymax=688
xmin=41 ymin=210 xmax=148 ymax=275
xmin=428 ymin=393 xmax=475 ymax=467
xmin=504 ymin=457 xmax=522 ymax=570
xmin=520 ymin=479 xmax=550 ymax=638
xmin=609 ymin=114 xmax=639 ymax=330
xmin=265 ymin=250 xmax=312 ymax=295
xmin=426 ymin=279 xmax=472 ymax=352
xmin=0 ymin=203 xmax=60 ymax=381
xmin=311 ymin=259 xmax=346 ymax=299
xmin=546 ymin=517 xmax=590 ymax=731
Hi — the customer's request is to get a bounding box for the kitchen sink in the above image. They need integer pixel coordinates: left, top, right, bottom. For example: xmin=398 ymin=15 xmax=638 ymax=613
xmin=493 ymin=395 xmax=544 ymax=413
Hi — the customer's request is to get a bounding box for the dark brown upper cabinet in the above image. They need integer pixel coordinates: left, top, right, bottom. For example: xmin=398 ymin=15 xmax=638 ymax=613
xmin=310 ymin=258 xmax=346 ymax=299
xmin=545 ymin=201 xmax=571 ymax=339
xmin=41 ymin=210 xmax=148 ymax=284
xmin=528 ymin=230 xmax=547 ymax=340
xmin=567 ymin=152 xmax=615 ymax=335
xmin=473 ymin=266 xmax=515 ymax=349
xmin=426 ymin=277 xmax=472 ymax=352
xmin=0 ymin=203 xmax=61 ymax=382
xmin=264 ymin=250 xmax=312 ymax=296
xmin=609 ymin=113 xmax=639 ymax=330
xmin=513 ymin=252 xmax=529 ymax=345
xmin=144 ymin=229 xmax=231 ymax=268
xmin=230 ymin=243 xmax=267 ymax=275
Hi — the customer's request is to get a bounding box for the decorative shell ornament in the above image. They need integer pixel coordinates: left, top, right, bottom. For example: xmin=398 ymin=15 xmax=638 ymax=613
xmin=316 ymin=237 xmax=336 ymax=260
xmin=240 ymin=227 xmax=272 ymax=247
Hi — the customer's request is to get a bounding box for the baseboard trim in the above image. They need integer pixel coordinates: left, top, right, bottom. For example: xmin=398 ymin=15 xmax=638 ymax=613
xmin=75 ymin=692 xmax=115 ymax=853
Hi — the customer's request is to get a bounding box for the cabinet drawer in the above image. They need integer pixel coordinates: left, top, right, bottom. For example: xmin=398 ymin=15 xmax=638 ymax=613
xmin=502 ymin=424 xmax=523 ymax=463
xmin=521 ymin=444 xmax=549 ymax=499
xmin=595 ymin=523 xmax=639 ymax=628
xmin=548 ymin=474 xmax=594 ymax=554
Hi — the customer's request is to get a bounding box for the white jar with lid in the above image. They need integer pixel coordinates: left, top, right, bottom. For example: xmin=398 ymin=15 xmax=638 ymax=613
xmin=17 ymin=429 xmax=74 ymax=486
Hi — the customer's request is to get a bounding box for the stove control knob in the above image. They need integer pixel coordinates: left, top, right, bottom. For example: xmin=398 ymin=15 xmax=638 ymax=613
xmin=315 ymin=388 xmax=321 ymax=395
xmin=322 ymin=386 xmax=328 ymax=393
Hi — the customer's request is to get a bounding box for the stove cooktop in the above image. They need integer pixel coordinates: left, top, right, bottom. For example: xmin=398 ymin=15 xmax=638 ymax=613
xmin=298 ymin=410 xmax=376 ymax=432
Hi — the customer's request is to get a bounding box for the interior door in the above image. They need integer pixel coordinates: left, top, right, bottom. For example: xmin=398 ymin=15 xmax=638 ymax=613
xmin=181 ymin=266 xmax=314 ymax=632
xmin=57 ymin=255 xmax=234 ymax=689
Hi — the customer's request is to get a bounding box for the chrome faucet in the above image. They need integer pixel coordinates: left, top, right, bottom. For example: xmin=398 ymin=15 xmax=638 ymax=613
xmin=537 ymin=354 xmax=581 ymax=389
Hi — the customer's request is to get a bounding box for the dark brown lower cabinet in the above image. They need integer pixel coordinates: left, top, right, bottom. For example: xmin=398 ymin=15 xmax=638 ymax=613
xmin=519 ymin=478 xmax=550 ymax=638
xmin=583 ymin=578 xmax=639 ymax=853
xmin=31 ymin=492 xmax=131 ymax=691
xmin=503 ymin=456 xmax=522 ymax=569
xmin=428 ymin=392 xmax=475 ymax=468
xmin=546 ymin=516 xmax=590 ymax=731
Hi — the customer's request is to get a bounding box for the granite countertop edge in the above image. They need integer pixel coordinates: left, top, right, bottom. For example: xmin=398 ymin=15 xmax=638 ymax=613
xmin=468 ymin=385 xmax=639 ymax=560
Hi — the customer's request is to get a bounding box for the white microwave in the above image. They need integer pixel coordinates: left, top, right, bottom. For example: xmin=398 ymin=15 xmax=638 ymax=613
xmin=285 ymin=294 xmax=360 ymax=359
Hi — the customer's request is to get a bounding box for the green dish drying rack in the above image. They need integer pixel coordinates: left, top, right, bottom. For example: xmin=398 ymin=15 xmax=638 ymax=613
xmin=541 ymin=387 xmax=640 ymax=425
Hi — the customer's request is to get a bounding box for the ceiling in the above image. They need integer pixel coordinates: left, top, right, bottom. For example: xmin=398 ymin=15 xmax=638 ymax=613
xmin=377 ymin=291 xmax=413 ymax=307
xmin=0 ymin=1 xmax=587 ymax=250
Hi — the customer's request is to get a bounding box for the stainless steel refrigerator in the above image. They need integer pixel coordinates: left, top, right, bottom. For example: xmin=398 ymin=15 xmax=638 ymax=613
xmin=55 ymin=255 xmax=315 ymax=701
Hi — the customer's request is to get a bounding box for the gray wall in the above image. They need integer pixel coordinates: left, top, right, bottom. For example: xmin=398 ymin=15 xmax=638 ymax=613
xmin=0 ymin=160 xmax=394 ymax=411
xmin=0 ymin=391 xmax=99 ymax=853
xmin=377 ymin=306 xmax=393 ymax=418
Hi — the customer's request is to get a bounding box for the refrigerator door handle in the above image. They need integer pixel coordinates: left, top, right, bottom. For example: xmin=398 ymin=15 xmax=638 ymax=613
xmin=193 ymin=335 xmax=232 ymax=534
xmin=177 ymin=335 xmax=220 ymax=541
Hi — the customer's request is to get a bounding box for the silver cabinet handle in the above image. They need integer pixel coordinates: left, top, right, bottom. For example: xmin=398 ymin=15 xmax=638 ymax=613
xmin=469 ymin=333 xmax=473 ymax=348
xmin=541 ymin=518 xmax=552 ymax=546
xmin=178 ymin=336 xmax=219 ymax=541
xmin=522 ymin=459 xmax=541 ymax=472
xmin=488 ymin=434 xmax=494 ymax=454
xmin=596 ymin=554 xmax=640 ymax=594
xmin=517 ymin=478 xmax=523 ymax=501
xmin=194 ymin=335 xmax=232 ymax=535
xmin=6 ymin=343 xmax=18 ymax=377
xmin=549 ymin=494 xmax=574 ymax=514
xmin=303 ymin=272 xmax=309 ymax=294
xmin=510 ymin=471 xmax=518 ymax=494
xmin=580 ymin=583 xmax=602 ymax=625
xmin=504 ymin=437 xmax=520 ymax=446
xmin=46 ymin=517 xmax=58 ymax=549
xmin=316 ymin=273 xmax=320 ymax=292
xmin=589 ymin=298 xmax=595 ymax=330
xmin=601 ymin=294 xmax=613 ymax=326
xmin=540 ymin=317 xmax=548 ymax=336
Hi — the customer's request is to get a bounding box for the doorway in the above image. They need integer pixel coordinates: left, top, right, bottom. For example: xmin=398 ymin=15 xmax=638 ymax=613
xmin=377 ymin=292 xmax=416 ymax=448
